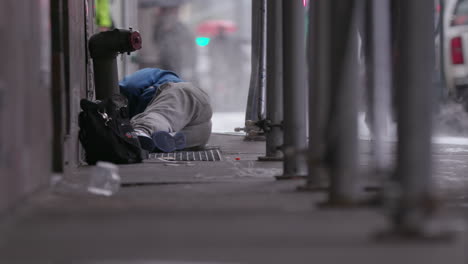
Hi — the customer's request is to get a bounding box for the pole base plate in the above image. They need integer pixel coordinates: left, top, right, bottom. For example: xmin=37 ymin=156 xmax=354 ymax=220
xmin=275 ymin=174 xmax=307 ymax=180
xmin=258 ymin=156 xmax=283 ymax=162
xmin=374 ymin=227 xmax=458 ymax=243
xmin=296 ymin=184 xmax=328 ymax=192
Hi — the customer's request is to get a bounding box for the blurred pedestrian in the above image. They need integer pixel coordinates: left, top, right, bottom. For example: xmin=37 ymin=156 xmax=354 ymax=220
xmin=152 ymin=6 xmax=198 ymax=84
xmin=95 ymin=0 xmax=114 ymax=32
xmin=208 ymin=27 xmax=244 ymax=111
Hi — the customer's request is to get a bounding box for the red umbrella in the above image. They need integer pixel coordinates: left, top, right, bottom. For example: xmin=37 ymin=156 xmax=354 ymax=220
xmin=196 ymin=20 xmax=238 ymax=37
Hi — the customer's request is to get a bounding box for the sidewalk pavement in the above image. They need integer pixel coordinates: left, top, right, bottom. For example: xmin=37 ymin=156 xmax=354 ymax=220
xmin=0 ymin=134 xmax=466 ymax=263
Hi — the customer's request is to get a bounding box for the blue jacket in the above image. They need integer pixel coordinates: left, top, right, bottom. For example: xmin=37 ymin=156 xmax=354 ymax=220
xmin=119 ymin=68 xmax=183 ymax=117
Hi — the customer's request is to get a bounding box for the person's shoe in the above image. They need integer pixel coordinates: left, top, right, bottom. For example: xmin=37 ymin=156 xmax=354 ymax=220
xmin=152 ymin=131 xmax=186 ymax=153
xmin=135 ymin=129 xmax=155 ymax=151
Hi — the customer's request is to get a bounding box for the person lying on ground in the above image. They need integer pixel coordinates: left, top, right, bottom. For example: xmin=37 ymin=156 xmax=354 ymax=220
xmin=119 ymin=68 xmax=213 ymax=153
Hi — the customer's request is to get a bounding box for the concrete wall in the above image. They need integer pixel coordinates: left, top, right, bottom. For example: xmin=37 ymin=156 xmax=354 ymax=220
xmin=62 ymin=0 xmax=91 ymax=171
xmin=0 ymin=0 xmax=52 ymax=212
xmin=0 ymin=0 xmax=92 ymax=213
xmin=51 ymin=0 xmax=91 ymax=173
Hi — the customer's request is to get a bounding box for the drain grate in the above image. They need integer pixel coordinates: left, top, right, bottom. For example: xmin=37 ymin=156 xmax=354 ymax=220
xmin=149 ymin=147 xmax=223 ymax=161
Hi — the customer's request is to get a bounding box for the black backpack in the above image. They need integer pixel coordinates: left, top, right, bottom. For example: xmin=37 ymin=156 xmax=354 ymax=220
xmin=78 ymin=94 xmax=143 ymax=165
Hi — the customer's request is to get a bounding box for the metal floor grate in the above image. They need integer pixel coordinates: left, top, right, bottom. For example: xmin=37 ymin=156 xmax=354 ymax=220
xmin=149 ymin=147 xmax=223 ymax=161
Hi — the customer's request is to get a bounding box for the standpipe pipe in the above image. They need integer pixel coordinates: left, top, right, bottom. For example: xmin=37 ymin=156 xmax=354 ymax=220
xmin=89 ymin=28 xmax=142 ymax=100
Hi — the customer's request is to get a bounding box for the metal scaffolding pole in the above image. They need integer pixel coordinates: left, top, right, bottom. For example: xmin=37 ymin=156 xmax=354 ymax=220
xmin=366 ymin=0 xmax=392 ymax=173
xmin=259 ymin=0 xmax=283 ymax=162
xmin=245 ymin=0 xmax=267 ymax=123
xmin=304 ymin=0 xmax=332 ymax=188
xmin=280 ymin=0 xmax=307 ymax=178
xmin=238 ymin=0 xmax=267 ymax=139
xmin=324 ymin=0 xmax=359 ymax=204
xmin=392 ymin=0 xmax=435 ymax=233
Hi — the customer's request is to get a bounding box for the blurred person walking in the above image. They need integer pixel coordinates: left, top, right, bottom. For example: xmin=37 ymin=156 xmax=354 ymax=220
xmin=208 ymin=26 xmax=244 ymax=111
xmin=151 ymin=4 xmax=198 ymax=84
xmin=95 ymin=0 xmax=114 ymax=31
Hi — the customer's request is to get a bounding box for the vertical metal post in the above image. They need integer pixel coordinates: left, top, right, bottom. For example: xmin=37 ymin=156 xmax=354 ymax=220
xmin=304 ymin=0 xmax=332 ymax=188
xmin=280 ymin=0 xmax=307 ymax=178
xmin=368 ymin=0 xmax=392 ymax=172
xmin=245 ymin=0 xmax=267 ymax=123
xmin=437 ymin=0 xmax=446 ymax=99
xmin=392 ymin=0 xmax=435 ymax=233
xmin=324 ymin=0 xmax=359 ymax=204
xmin=93 ymin=58 xmax=120 ymax=99
xmin=258 ymin=0 xmax=267 ymax=121
xmin=259 ymin=0 xmax=283 ymax=161
xmin=51 ymin=0 xmax=66 ymax=173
